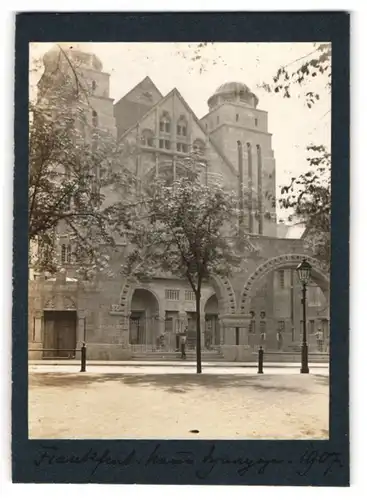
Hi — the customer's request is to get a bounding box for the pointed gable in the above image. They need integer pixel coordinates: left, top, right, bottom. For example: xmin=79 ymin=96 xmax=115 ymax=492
xmin=114 ymin=77 xmax=163 ymax=137
xmin=119 ymin=87 xmax=238 ymax=187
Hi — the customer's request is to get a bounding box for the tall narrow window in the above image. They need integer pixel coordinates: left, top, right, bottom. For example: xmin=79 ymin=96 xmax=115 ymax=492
xmin=61 ymin=244 xmax=71 ymax=264
xmin=92 ymin=80 xmax=97 ymax=92
xmin=279 ymin=270 xmax=285 ymax=289
xmin=236 ymin=113 xmax=239 ymax=122
xmin=216 ymin=116 xmax=220 ymax=125
xmin=92 ymin=110 xmax=98 ymax=128
xmin=247 ymin=142 xmax=253 ymax=232
xmin=61 ymin=244 xmax=66 ymax=264
xmin=249 ymin=320 xmax=256 ymax=334
xmin=256 ymin=144 xmax=263 ymax=235
xmin=255 ymin=117 xmax=258 ymax=126
xmin=177 ymin=116 xmax=188 ymax=138
xmin=159 ymin=113 xmax=171 ymax=134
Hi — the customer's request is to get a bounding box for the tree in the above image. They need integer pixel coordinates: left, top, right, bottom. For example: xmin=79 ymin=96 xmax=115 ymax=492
xmin=259 ymin=43 xmax=332 ymax=263
xmin=177 ymin=43 xmax=332 ymax=261
xmin=259 ymin=43 xmax=331 ymax=107
xmin=29 ymin=45 xmax=134 ymax=277
xmin=279 ymin=144 xmax=331 ymax=264
xmin=121 ymin=169 xmax=244 ymax=374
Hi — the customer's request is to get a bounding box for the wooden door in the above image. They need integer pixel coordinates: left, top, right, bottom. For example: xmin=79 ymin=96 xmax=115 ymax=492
xmin=43 ymin=311 xmax=77 ymax=358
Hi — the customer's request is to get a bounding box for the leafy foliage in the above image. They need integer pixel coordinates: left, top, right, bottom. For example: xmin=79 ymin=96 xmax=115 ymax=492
xmin=259 ymin=43 xmax=331 ymax=108
xmin=29 ymin=47 xmax=134 ymax=277
xmin=279 ymin=145 xmax=331 ymax=263
xmin=121 ymin=168 xmax=247 ymax=373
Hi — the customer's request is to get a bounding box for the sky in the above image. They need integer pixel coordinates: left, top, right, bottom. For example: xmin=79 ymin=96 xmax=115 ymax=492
xmin=29 ymin=42 xmax=331 ymax=215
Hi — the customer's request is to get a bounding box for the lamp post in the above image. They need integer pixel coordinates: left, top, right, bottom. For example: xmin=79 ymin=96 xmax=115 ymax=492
xmin=296 ymin=258 xmax=312 ymax=374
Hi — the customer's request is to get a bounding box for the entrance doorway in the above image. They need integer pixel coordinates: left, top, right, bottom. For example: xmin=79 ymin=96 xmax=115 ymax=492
xmin=129 ymin=289 xmax=159 ymax=348
xmin=43 ymin=311 xmax=77 ymax=358
xmin=204 ymin=294 xmax=220 ymax=349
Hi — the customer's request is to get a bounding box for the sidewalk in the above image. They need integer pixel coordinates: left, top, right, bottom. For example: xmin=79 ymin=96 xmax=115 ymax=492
xmin=29 ymin=359 xmax=329 ymax=369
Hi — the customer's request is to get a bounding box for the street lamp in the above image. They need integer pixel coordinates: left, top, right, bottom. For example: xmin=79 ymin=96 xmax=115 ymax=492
xmin=296 ymin=258 xmax=312 ymax=374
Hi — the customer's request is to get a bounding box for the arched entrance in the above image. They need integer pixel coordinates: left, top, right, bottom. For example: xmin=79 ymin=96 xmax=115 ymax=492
xmin=238 ymin=254 xmax=330 ymax=351
xmin=129 ymin=288 xmax=160 ymax=347
xmin=204 ymin=294 xmax=220 ymax=349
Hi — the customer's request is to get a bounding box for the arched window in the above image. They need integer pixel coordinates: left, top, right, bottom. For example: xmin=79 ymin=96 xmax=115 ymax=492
xmin=141 ymin=129 xmax=154 ymax=147
xmin=92 ymin=80 xmax=97 ymax=92
xmin=159 ymin=112 xmax=171 ymax=134
xmin=177 ymin=116 xmax=187 ymax=137
xmin=193 ymin=139 xmax=205 ymax=156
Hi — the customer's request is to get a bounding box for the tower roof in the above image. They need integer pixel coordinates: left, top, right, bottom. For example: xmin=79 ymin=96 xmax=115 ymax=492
xmin=208 ymin=81 xmax=259 ymax=109
xmin=43 ymin=43 xmax=103 ymax=72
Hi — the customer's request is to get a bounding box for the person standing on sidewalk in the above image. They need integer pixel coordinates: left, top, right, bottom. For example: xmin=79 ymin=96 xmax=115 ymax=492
xmin=180 ymin=328 xmax=187 ymax=359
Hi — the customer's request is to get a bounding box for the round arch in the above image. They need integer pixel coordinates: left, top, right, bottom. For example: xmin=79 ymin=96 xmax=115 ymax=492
xmin=119 ymin=275 xmax=235 ymax=317
xmin=124 ymin=284 xmax=161 ymax=317
xmin=239 ymin=253 xmax=329 ymax=314
xmin=209 ymin=274 xmax=236 ymax=315
xmin=204 ymin=293 xmax=219 ymax=314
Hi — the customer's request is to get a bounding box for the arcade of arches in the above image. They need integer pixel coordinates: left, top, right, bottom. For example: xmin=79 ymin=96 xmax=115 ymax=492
xmin=121 ymin=251 xmax=329 ymax=355
xmin=28 ymin=248 xmax=330 ymax=360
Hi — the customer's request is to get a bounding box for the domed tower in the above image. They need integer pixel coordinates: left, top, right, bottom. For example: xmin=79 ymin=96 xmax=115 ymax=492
xmin=207 ymin=81 xmax=259 ymax=110
xmin=38 ymin=43 xmax=116 ymax=138
xmin=201 ymin=81 xmax=277 ymax=237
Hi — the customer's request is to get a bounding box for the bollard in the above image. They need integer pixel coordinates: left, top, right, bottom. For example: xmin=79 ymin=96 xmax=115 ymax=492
xmin=258 ymin=345 xmax=264 ymax=374
xmin=80 ymin=342 xmax=87 ymax=372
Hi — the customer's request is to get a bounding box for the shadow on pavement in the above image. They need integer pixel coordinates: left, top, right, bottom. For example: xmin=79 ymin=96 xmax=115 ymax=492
xmin=29 ymin=372 xmax=329 ymax=395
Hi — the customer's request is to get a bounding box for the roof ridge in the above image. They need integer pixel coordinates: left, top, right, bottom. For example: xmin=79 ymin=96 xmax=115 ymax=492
xmin=114 ymin=76 xmax=163 ymax=106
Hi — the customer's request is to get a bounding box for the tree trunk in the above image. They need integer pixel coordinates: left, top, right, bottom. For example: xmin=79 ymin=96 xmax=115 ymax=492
xmin=195 ymin=287 xmax=202 ymax=374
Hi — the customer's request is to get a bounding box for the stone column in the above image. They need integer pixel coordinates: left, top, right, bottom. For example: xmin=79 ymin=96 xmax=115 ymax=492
xmin=219 ymin=319 xmax=225 ymax=345
xmin=122 ymin=311 xmax=131 ymax=347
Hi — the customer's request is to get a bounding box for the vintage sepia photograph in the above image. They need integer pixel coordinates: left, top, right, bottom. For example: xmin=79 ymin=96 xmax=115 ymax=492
xmin=27 ymin=41 xmax=331 ymax=441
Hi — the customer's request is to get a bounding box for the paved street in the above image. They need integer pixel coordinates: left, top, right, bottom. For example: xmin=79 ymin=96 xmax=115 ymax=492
xmin=29 ymin=368 xmax=329 ymax=440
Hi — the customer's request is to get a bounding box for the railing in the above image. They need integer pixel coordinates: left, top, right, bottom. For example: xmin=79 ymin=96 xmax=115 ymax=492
xmin=28 ymin=342 xmax=87 ymax=372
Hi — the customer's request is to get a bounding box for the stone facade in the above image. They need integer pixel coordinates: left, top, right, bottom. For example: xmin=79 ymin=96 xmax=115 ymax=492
xmin=28 ymin=46 xmax=330 ymax=360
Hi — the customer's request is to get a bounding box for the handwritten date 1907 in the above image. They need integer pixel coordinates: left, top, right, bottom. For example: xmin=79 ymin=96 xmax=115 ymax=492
xmin=33 ymin=444 xmax=343 ymax=480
